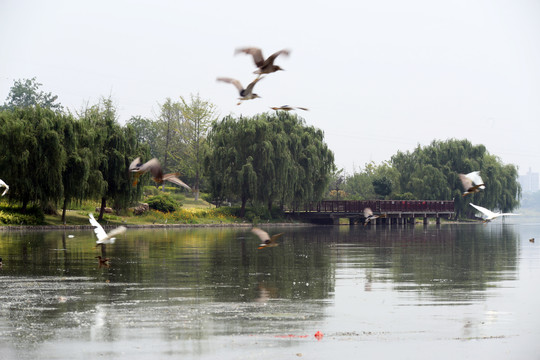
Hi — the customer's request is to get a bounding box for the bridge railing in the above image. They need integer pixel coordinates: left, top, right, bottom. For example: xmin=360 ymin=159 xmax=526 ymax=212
xmin=286 ymin=200 xmax=454 ymax=214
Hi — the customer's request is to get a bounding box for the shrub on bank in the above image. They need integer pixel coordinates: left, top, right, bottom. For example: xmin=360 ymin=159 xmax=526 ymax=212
xmin=147 ymin=208 xmax=238 ymax=224
xmin=0 ymin=206 xmax=45 ymax=225
xmin=147 ymin=193 xmax=181 ymax=213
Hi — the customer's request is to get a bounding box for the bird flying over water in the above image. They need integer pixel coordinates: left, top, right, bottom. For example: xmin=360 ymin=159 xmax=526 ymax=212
xmin=251 ymin=227 xmax=284 ymax=249
xmin=129 ymin=157 xmax=191 ymax=190
xmin=459 ymin=171 xmax=485 ymax=197
xmin=235 ymin=47 xmax=290 ymax=75
xmin=88 ymin=213 xmax=126 ymax=245
xmin=270 ymin=105 xmax=309 ymax=112
xmin=0 ymin=179 xmax=9 ymax=196
xmin=217 ymin=77 xmax=263 ymax=105
xmin=468 ymin=203 xmax=520 ymax=222
xmin=363 ymin=207 xmax=382 ymax=226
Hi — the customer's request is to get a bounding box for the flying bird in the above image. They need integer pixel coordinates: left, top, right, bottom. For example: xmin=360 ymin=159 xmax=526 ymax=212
xmin=217 ymin=77 xmax=263 ymax=105
xmin=459 ymin=171 xmax=485 ymax=197
xmin=235 ymin=47 xmax=290 ymax=75
xmin=270 ymin=105 xmax=309 ymax=112
xmin=88 ymin=213 xmax=126 ymax=245
xmin=363 ymin=207 xmax=385 ymax=226
xmin=129 ymin=157 xmax=191 ymax=190
xmin=469 ymin=203 xmax=520 ymax=222
xmin=251 ymin=227 xmax=284 ymax=249
xmin=0 ymin=179 xmax=9 ymax=196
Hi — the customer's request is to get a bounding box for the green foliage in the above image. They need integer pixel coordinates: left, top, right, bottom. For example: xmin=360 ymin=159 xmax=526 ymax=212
xmin=143 ymin=186 xmax=160 ymax=196
xmin=393 ymin=192 xmax=415 ymax=200
xmin=390 ymin=139 xmax=521 ymax=217
xmin=78 ymin=98 xmax=143 ymax=216
xmin=341 ymin=139 xmax=520 ymax=218
xmin=372 ymin=176 xmax=393 ymax=198
xmin=175 ymin=94 xmax=217 ymax=199
xmin=0 ymin=90 xmax=146 ymax=216
xmin=0 ymin=205 xmax=44 ymax=225
xmin=205 ymin=112 xmax=335 ymax=216
xmin=0 ymin=107 xmax=68 ymax=211
xmin=2 ymin=77 xmax=63 ymax=112
xmin=147 ymin=193 xmax=180 ymax=213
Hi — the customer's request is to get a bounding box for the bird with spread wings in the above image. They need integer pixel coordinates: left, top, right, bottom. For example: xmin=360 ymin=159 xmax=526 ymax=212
xmin=469 ymin=203 xmax=519 ymax=222
xmin=235 ymin=47 xmax=290 ymax=75
xmin=88 ymin=213 xmax=126 ymax=245
xmin=251 ymin=227 xmax=284 ymax=249
xmin=459 ymin=171 xmax=485 ymax=197
xmin=129 ymin=157 xmax=191 ymax=190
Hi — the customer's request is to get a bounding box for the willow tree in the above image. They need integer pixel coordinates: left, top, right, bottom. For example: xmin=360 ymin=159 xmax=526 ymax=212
xmin=391 ymin=139 xmax=521 ymax=218
xmin=0 ymin=107 xmax=67 ymax=212
xmin=205 ymin=112 xmax=335 ymax=216
xmin=78 ymin=98 xmax=140 ymax=219
xmin=61 ymin=116 xmax=90 ymax=223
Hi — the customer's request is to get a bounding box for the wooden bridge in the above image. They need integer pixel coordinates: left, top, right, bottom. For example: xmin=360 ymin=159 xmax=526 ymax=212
xmin=285 ymin=200 xmax=455 ymax=225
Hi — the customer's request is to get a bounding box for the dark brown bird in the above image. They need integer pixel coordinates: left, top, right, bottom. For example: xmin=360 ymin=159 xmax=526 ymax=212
xmin=95 ymin=256 xmax=110 ymax=268
xmin=217 ymin=77 xmax=263 ymax=105
xmin=251 ymin=227 xmax=284 ymax=249
xmin=270 ymin=105 xmax=309 ymax=112
xmin=235 ymin=47 xmax=290 ymax=75
xmin=129 ymin=157 xmax=191 ymax=190
xmin=530 ymin=238 xmax=535 ymax=243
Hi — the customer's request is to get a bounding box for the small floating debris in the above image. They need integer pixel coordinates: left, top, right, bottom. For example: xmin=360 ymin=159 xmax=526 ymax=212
xmin=314 ymin=331 xmax=323 ymax=340
xmin=68 ymin=235 xmax=75 ymax=238
xmin=530 ymin=238 xmax=535 ymax=243
xmin=275 ymin=334 xmax=309 ymax=339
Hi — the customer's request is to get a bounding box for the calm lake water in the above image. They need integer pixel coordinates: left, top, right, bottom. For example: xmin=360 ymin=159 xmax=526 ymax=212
xmin=0 ymin=219 xmax=539 ymax=359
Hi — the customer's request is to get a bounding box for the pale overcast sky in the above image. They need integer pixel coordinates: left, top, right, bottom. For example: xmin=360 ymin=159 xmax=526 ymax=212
xmin=1 ymin=0 xmax=539 ymax=175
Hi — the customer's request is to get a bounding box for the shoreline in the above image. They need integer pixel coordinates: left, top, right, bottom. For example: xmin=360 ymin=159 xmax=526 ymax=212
xmin=0 ymin=220 xmax=484 ymax=231
xmin=0 ymin=222 xmax=316 ymax=231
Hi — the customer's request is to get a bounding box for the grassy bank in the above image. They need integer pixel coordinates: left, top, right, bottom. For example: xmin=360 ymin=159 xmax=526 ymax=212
xmin=0 ymin=193 xmax=294 ymax=226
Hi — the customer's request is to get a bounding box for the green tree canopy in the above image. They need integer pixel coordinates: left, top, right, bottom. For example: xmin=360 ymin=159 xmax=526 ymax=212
xmin=2 ymin=77 xmax=63 ymax=112
xmin=0 ymin=106 xmax=67 ymax=212
xmin=391 ymin=139 xmax=521 ymax=217
xmin=205 ymin=112 xmax=335 ymax=216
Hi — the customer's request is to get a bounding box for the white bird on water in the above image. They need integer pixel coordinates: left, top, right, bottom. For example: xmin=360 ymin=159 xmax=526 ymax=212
xmin=0 ymin=179 xmax=9 ymax=196
xmin=88 ymin=213 xmax=126 ymax=244
xmin=469 ymin=203 xmax=520 ymax=222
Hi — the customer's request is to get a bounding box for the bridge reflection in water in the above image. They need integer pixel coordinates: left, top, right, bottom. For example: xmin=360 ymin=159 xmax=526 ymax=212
xmin=285 ymin=200 xmax=455 ymax=225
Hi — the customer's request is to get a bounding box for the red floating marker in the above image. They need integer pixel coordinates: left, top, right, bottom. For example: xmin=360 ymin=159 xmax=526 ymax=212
xmin=314 ymin=331 xmax=323 ymax=340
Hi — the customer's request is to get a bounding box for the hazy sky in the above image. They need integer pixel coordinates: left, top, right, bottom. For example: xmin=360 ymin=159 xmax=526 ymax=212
xmin=1 ymin=0 xmax=539 ymax=175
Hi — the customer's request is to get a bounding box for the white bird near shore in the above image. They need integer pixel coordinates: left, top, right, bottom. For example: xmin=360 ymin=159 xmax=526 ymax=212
xmin=469 ymin=203 xmax=520 ymax=222
xmin=88 ymin=213 xmax=126 ymax=244
xmin=0 ymin=179 xmax=9 ymax=196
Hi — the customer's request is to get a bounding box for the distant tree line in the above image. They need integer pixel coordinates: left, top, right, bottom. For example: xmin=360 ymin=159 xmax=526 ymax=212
xmin=0 ymin=78 xmax=336 ymax=219
xmin=1 ymin=78 xmax=521 ymax=221
xmin=331 ymin=139 xmax=521 ymax=218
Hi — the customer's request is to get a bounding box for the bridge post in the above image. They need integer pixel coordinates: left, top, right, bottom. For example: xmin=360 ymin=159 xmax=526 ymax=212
xmin=436 ymin=215 xmax=441 ymax=225
xmin=423 ymin=216 xmax=428 ymax=225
